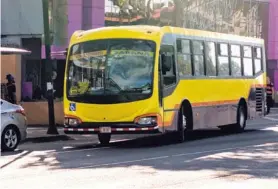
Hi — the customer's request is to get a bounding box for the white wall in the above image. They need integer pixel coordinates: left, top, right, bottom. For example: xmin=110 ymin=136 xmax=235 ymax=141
xmin=1 ymin=0 xmax=44 ymax=35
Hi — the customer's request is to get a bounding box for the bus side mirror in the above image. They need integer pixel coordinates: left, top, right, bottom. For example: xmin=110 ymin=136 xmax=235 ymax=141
xmin=161 ymin=54 xmax=171 ymax=73
xmin=64 ymin=48 xmax=68 ymax=57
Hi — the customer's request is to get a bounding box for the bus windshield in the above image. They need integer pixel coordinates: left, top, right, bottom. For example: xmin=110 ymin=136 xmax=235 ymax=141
xmin=66 ymin=39 xmax=156 ymax=104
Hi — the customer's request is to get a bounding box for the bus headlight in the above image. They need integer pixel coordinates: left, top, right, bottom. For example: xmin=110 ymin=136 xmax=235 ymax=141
xmin=137 ymin=117 xmax=157 ymax=125
xmin=64 ymin=117 xmax=82 ymax=127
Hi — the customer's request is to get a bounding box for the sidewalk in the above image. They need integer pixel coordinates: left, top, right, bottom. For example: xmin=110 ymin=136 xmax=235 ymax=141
xmin=24 ymin=126 xmax=74 ymax=143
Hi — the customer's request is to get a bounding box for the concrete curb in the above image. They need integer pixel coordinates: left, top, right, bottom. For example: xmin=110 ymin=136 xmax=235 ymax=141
xmin=27 ymin=125 xmax=64 ymax=128
xmin=23 ymin=135 xmax=74 ymax=143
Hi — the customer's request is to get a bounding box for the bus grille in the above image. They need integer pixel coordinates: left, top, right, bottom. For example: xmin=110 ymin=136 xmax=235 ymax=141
xmin=255 ymin=88 xmax=263 ymax=112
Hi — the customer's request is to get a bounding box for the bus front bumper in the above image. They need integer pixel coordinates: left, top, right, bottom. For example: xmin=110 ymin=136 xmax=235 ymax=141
xmin=64 ymin=124 xmax=161 ymax=135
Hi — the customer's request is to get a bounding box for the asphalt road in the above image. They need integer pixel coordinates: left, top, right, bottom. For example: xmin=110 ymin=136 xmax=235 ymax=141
xmin=1 ymin=108 xmax=278 ymax=189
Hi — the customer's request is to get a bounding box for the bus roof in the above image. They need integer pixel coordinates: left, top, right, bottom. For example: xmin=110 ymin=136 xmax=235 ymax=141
xmin=70 ymin=25 xmax=264 ymax=45
xmin=161 ymin=26 xmax=264 ymax=44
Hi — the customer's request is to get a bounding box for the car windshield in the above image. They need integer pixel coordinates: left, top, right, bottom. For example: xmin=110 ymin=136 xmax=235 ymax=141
xmin=66 ymin=39 xmax=156 ymax=104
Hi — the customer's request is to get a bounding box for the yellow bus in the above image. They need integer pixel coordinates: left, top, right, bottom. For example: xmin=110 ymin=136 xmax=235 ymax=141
xmin=63 ymin=25 xmax=267 ymax=144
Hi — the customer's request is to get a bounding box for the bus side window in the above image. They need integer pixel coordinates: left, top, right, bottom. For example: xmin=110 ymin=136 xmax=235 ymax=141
xmin=217 ymin=43 xmax=230 ymax=76
xmin=160 ymin=45 xmax=176 ymax=86
xmin=205 ymin=42 xmax=217 ymax=76
xmin=243 ymin=46 xmax=253 ymax=76
xmin=176 ymin=39 xmax=192 ymax=76
xmin=230 ymin=44 xmax=242 ymax=76
xmin=192 ymin=41 xmax=205 ymax=76
xmin=254 ymin=47 xmax=262 ymax=74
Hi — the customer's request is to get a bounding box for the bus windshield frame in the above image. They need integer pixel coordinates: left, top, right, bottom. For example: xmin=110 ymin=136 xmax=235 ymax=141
xmin=66 ymin=39 xmax=156 ymax=104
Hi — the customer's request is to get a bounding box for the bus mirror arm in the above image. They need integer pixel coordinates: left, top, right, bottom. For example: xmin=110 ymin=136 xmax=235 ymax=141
xmin=159 ymin=55 xmax=162 ymax=72
xmin=161 ymin=55 xmax=171 ymax=73
xmin=64 ymin=48 xmax=68 ymax=56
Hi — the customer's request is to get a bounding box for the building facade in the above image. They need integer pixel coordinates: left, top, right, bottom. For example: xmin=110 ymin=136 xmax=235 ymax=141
xmin=268 ymin=0 xmax=278 ymax=103
xmin=1 ymin=0 xmax=44 ymax=103
xmin=1 ymin=0 xmax=276 ymax=125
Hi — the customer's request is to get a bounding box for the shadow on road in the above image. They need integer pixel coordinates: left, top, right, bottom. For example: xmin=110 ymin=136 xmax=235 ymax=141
xmin=1 ymin=150 xmax=31 ymax=168
xmin=4 ymin=127 xmax=278 ymax=181
xmin=105 ymin=129 xmax=257 ymax=149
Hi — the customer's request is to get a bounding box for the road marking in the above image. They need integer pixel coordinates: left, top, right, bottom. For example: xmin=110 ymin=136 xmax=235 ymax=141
xmin=55 ymin=138 xmax=130 ymax=154
xmin=263 ymin=117 xmax=278 ymax=121
xmin=55 ymin=146 xmax=111 ymax=154
xmin=0 ymin=150 xmax=30 ymax=169
xmin=261 ymin=126 xmax=278 ymax=131
xmin=78 ymin=144 xmax=262 ymax=169
xmin=171 ymin=145 xmax=256 ymax=157
xmin=79 ymin=156 xmax=170 ymax=168
xmin=267 ymin=114 xmax=278 ymax=116
xmin=248 ymin=121 xmax=278 ymax=126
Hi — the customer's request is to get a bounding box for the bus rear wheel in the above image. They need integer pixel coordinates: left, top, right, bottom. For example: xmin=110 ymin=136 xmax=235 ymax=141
xmin=234 ymin=104 xmax=246 ymax=132
xmin=98 ymin=133 xmax=111 ymax=145
xmin=220 ymin=103 xmax=246 ymax=133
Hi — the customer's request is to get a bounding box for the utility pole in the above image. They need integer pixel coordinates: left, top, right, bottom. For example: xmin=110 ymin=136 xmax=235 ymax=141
xmin=42 ymin=0 xmax=59 ymax=135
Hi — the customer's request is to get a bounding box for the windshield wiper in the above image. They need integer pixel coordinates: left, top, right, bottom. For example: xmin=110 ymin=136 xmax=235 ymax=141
xmin=106 ymin=77 xmax=123 ymax=91
xmin=126 ymin=83 xmax=151 ymax=91
xmin=123 ymin=84 xmax=152 ymax=93
xmin=105 ymin=77 xmax=131 ymax=100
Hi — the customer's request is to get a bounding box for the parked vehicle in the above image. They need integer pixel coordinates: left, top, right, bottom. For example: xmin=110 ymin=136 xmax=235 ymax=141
xmin=1 ymin=99 xmax=27 ymax=151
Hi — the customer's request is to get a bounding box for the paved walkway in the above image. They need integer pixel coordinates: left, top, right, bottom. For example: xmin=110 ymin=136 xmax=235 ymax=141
xmin=24 ymin=126 xmax=72 ymax=143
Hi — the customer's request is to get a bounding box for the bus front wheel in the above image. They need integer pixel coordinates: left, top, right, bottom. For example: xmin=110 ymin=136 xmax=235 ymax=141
xmin=98 ymin=133 xmax=111 ymax=145
xmin=176 ymin=106 xmax=186 ymax=143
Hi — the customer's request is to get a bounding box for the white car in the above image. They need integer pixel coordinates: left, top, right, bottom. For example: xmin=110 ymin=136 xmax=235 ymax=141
xmin=1 ymin=99 xmax=27 ymax=151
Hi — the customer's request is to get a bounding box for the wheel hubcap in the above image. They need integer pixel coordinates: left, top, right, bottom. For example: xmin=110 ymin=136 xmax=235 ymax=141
xmin=239 ymin=110 xmax=245 ymax=128
xmin=182 ymin=115 xmax=187 ymax=129
xmin=4 ymin=129 xmax=17 ymax=149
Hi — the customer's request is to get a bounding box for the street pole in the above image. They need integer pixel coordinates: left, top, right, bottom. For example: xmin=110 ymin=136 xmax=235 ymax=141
xmin=42 ymin=0 xmax=59 ymax=135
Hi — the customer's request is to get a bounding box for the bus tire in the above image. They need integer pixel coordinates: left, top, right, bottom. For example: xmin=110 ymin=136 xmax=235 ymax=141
xmin=176 ymin=104 xmax=192 ymax=143
xmin=234 ymin=103 xmax=247 ymax=132
xmin=176 ymin=107 xmax=185 ymax=143
xmin=98 ymin=133 xmax=111 ymax=145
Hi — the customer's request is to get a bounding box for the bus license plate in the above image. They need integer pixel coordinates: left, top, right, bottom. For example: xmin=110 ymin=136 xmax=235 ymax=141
xmin=100 ymin=127 xmax=111 ymax=133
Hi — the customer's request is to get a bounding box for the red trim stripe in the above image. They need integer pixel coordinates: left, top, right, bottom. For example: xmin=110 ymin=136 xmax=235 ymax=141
xmin=64 ymin=126 xmax=159 ymax=132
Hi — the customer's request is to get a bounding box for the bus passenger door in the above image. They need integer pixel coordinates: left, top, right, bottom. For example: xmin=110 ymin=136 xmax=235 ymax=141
xmin=159 ymin=45 xmax=177 ymax=131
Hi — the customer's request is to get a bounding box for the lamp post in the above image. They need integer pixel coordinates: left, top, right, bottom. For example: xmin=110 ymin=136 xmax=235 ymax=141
xmin=42 ymin=0 xmax=59 ymax=135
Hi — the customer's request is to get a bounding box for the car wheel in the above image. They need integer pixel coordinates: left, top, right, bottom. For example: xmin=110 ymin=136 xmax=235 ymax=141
xmin=1 ymin=125 xmax=20 ymax=151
